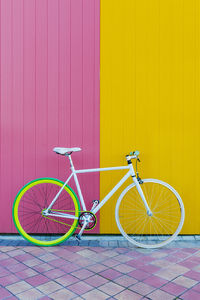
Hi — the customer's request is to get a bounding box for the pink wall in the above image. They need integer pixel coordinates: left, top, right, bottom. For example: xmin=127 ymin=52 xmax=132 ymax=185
xmin=0 ymin=0 xmax=100 ymax=233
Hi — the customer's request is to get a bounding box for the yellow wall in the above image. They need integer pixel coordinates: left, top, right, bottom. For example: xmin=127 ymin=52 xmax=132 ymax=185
xmin=100 ymin=0 xmax=200 ymax=234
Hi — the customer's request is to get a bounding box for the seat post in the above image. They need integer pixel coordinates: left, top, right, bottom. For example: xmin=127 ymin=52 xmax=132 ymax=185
xmin=67 ymin=154 xmax=75 ymax=171
xmin=67 ymin=154 xmax=86 ymax=211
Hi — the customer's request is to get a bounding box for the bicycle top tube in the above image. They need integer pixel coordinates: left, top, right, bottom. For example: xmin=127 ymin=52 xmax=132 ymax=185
xmin=75 ymin=166 xmax=130 ymax=174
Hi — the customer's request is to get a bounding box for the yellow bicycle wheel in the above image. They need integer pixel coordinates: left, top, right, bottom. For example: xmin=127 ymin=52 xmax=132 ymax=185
xmin=13 ymin=178 xmax=80 ymax=246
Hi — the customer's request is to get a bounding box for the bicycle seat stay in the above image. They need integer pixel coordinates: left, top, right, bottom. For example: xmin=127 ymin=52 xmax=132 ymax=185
xmin=53 ymin=147 xmax=81 ymax=156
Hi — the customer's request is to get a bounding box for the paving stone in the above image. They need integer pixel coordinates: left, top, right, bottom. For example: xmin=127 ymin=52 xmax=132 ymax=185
xmin=16 ymin=268 xmax=38 ymax=280
xmin=17 ymin=288 xmax=44 ymax=300
xmin=82 ymin=288 xmax=108 ymax=300
xmin=151 ymin=259 xmax=174 ymax=268
xmin=114 ymin=254 xmax=132 ymax=263
xmin=71 ymin=268 xmax=94 ymax=280
xmin=143 ymin=275 xmax=168 ymax=288
xmin=102 ymin=258 xmax=120 ymax=268
xmin=0 ymin=287 xmax=12 ymax=299
xmin=76 ymin=249 xmax=97 ymax=258
xmin=129 ymin=281 xmax=155 ymax=295
xmin=23 ymin=258 xmax=43 ymax=267
xmin=160 ymin=282 xmax=187 ymax=296
xmin=7 ymin=263 xmax=27 ymax=273
xmin=84 ymin=274 xmax=108 ymax=288
xmin=193 ymin=283 xmax=200 ymax=293
xmin=43 ymin=268 xmax=66 ymax=280
xmin=148 ymin=289 xmax=175 ymax=300
xmin=155 ymin=264 xmax=189 ymax=281
xmin=60 ymin=262 xmax=81 ymax=273
xmin=113 ymin=263 xmax=135 ymax=273
xmin=25 ymin=274 xmax=49 ymax=287
xmin=128 ymin=269 xmax=151 ymax=281
xmin=0 ymin=257 xmax=19 ymax=267
xmin=99 ymin=269 xmax=123 ymax=280
xmin=37 ymin=281 xmax=63 ymax=294
xmin=101 ymin=250 xmax=119 ymax=257
xmin=67 ymin=281 xmax=93 ymax=295
xmin=0 ymin=274 xmax=20 ymax=287
xmin=98 ymin=281 xmax=124 ymax=296
xmin=138 ymin=263 xmax=161 ymax=274
xmin=0 ymin=253 xmax=9 ymax=261
xmin=181 ymin=289 xmax=200 ymax=300
xmin=7 ymin=249 xmax=25 ymax=257
xmin=114 ymin=289 xmax=142 ymax=300
xmin=172 ymin=275 xmax=198 ymax=288
xmin=6 ymin=281 xmax=33 ymax=294
xmin=0 ymin=266 xmax=11 ymax=278
xmin=55 ymin=273 xmax=79 ymax=287
xmin=86 ymin=263 xmax=108 ymax=273
xmin=39 ymin=253 xmax=58 ymax=262
xmin=113 ymin=274 xmax=138 ymax=287
xmin=15 ymin=253 xmax=34 ymax=262
xmin=49 ymin=288 xmax=77 ymax=300
xmin=184 ymin=270 xmax=200 ymax=281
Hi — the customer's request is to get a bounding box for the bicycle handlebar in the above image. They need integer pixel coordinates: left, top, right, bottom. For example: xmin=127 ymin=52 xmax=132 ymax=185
xmin=126 ymin=150 xmax=140 ymax=161
xmin=129 ymin=150 xmax=140 ymax=157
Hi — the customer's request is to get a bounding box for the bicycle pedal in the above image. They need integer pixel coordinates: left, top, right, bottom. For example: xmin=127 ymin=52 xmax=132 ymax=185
xmin=75 ymin=234 xmax=81 ymax=241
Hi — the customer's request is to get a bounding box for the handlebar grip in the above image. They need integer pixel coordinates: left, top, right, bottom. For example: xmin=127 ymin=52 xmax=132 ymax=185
xmin=134 ymin=150 xmax=140 ymax=156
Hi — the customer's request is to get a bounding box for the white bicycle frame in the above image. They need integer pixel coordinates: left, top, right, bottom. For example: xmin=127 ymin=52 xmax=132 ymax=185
xmin=45 ymin=154 xmax=152 ymax=220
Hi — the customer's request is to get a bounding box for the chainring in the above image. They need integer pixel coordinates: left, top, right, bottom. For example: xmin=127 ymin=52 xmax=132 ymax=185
xmin=78 ymin=211 xmax=97 ymax=231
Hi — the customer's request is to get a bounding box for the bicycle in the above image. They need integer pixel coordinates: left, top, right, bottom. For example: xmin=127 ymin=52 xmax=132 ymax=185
xmin=13 ymin=147 xmax=185 ymax=249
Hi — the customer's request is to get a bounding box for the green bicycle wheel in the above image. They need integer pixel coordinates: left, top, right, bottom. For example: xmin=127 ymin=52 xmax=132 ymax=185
xmin=13 ymin=178 xmax=80 ymax=246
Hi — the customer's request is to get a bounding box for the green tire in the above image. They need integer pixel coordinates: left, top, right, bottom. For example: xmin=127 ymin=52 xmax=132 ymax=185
xmin=13 ymin=178 xmax=80 ymax=246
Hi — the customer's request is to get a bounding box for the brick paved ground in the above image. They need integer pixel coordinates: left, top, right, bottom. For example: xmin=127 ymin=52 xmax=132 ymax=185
xmin=0 ymin=237 xmax=199 ymax=299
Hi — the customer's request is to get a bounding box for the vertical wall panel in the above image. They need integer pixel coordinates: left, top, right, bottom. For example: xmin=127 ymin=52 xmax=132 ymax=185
xmin=0 ymin=0 xmax=100 ymax=233
xmin=58 ymin=0 xmax=71 ymax=179
xmin=23 ymin=0 xmax=36 ymax=183
xmin=35 ymin=0 xmax=48 ymax=178
xmin=47 ymin=0 xmax=59 ymax=176
xmin=100 ymin=0 xmax=200 ymax=234
xmin=0 ymin=0 xmax=12 ymax=231
xmin=12 ymin=0 xmax=24 ymax=231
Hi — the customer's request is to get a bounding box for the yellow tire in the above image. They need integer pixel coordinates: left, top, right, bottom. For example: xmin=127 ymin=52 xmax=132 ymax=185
xmin=13 ymin=178 xmax=80 ymax=246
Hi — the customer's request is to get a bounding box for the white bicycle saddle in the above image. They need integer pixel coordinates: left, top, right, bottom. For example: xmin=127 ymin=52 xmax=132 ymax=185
xmin=53 ymin=147 xmax=81 ymax=155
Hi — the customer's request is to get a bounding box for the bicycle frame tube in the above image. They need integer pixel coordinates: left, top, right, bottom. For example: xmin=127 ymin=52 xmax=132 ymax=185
xmin=73 ymin=166 xmax=130 ymax=211
xmin=47 ymin=173 xmax=74 ymax=211
xmin=46 ymin=165 xmax=130 ymax=212
xmin=47 ymin=154 xmax=151 ymax=216
xmin=132 ymin=177 xmax=152 ymax=215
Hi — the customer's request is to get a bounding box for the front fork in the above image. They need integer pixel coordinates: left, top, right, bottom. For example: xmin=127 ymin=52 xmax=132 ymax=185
xmin=129 ymin=164 xmax=153 ymax=216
